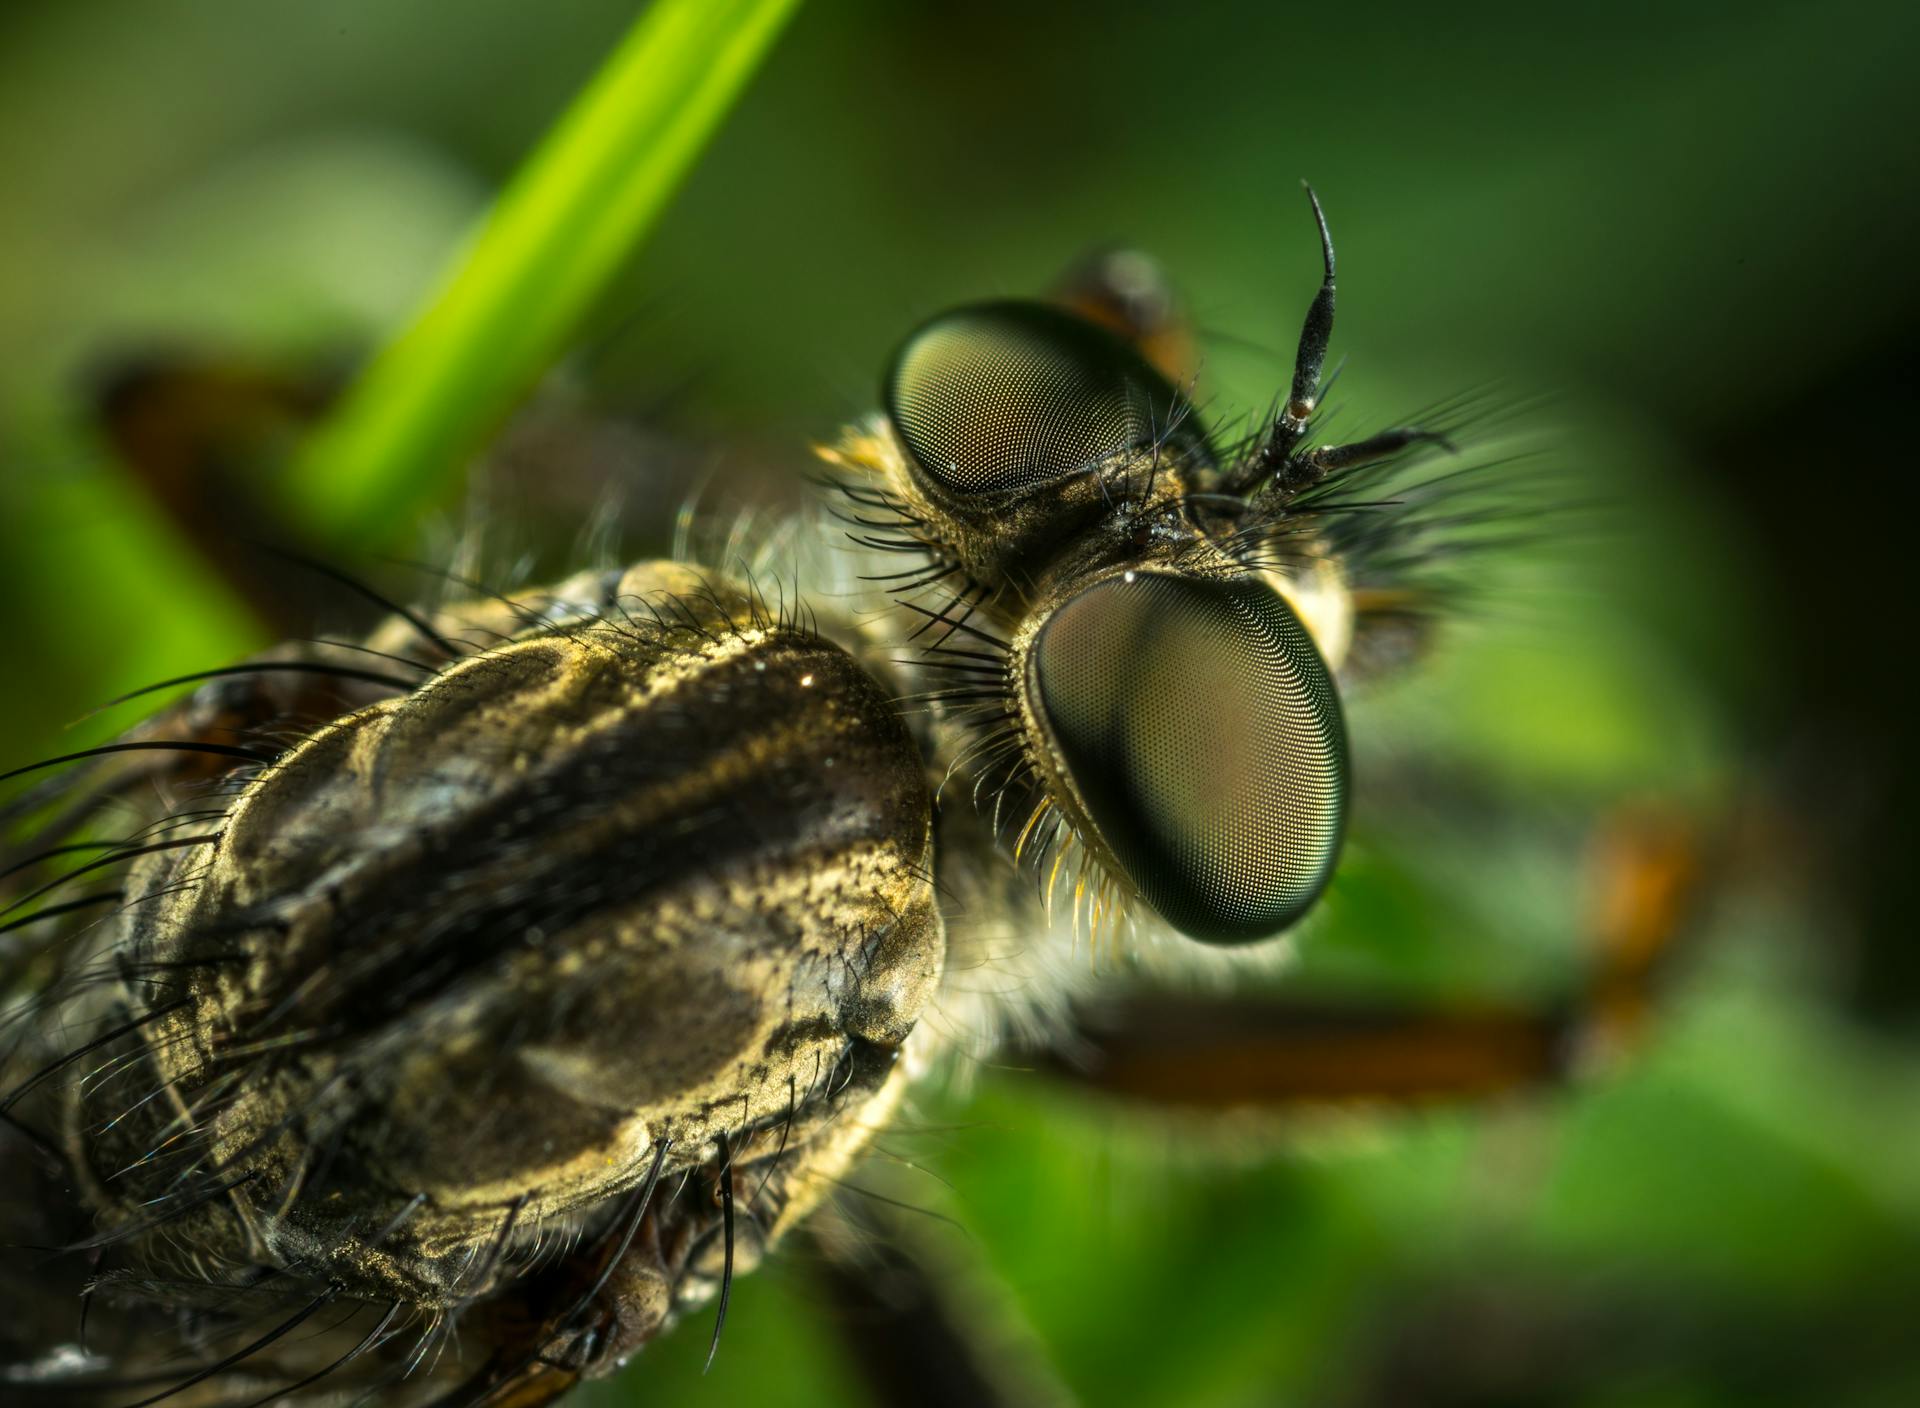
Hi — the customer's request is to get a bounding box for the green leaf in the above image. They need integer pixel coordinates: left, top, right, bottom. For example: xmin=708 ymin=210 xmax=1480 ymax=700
xmin=287 ymin=0 xmax=801 ymax=544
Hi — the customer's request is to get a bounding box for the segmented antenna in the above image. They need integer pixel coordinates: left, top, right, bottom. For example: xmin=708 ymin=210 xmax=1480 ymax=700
xmin=1286 ymin=182 xmax=1337 ymax=426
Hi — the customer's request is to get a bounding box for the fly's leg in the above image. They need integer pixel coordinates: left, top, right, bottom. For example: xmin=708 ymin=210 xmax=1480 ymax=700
xmin=1049 ymin=247 xmax=1198 ymax=387
xmin=0 ymin=637 xmax=420 ymax=891
xmin=88 ymin=351 xmax=343 ymax=631
xmin=803 ymin=1200 xmax=1072 ymax=1408
xmin=1040 ymin=808 xmax=1704 ymax=1109
xmin=3 ymin=353 xmax=492 ymax=894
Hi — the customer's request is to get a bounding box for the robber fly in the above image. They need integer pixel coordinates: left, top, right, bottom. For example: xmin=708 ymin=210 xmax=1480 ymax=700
xmin=0 ymin=189 xmax=1692 ymax=1406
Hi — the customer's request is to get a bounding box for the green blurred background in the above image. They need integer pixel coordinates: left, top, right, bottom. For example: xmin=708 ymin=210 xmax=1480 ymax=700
xmin=2 ymin=2 xmax=1916 ymax=1404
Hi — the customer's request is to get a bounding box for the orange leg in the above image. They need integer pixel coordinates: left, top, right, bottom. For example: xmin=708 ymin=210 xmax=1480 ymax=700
xmin=1043 ymin=807 xmax=1705 ymax=1111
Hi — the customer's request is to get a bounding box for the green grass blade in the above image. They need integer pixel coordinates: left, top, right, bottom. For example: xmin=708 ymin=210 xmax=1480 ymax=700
xmin=288 ymin=0 xmax=801 ymax=544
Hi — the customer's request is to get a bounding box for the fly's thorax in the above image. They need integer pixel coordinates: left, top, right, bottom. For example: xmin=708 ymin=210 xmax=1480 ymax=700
xmin=76 ymin=583 xmax=941 ymax=1309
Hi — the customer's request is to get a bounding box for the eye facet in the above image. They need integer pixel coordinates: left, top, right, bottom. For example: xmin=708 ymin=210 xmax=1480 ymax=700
xmin=1029 ymin=572 xmax=1348 ymax=943
xmin=884 ymin=300 xmax=1208 ymax=497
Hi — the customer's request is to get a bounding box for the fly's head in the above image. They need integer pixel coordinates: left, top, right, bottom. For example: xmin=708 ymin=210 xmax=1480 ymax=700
xmin=823 ymin=188 xmax=1454 ymax=946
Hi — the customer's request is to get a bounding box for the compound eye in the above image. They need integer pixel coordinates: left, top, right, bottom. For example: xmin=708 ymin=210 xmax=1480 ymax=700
xmin=1030 ymin=573 xmax=1347 ymax=943
xmin=884 ymin=300 xmax=1206 ymax=497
